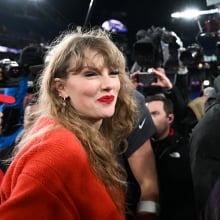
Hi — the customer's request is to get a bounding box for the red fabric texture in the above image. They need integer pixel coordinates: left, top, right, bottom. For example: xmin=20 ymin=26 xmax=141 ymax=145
xmin=0 ymin=117 xmax=125 ymax=220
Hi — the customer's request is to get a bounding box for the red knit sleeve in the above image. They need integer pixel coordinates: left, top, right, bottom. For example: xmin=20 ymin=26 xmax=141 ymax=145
xmin=0 ymin=119 xmax=125 ymax=220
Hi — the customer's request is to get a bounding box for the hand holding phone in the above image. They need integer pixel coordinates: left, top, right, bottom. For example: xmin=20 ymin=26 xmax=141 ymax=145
xmin=136 ymin=69 xmax=157 ymax=87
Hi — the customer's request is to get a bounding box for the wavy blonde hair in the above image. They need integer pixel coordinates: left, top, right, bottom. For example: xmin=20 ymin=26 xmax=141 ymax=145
xmin=21 ymin=27 xmax=139 ymax=209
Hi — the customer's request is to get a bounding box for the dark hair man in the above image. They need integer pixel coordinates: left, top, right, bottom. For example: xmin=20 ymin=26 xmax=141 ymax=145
xmin=146 ymin=95 xmax=196 ymax=220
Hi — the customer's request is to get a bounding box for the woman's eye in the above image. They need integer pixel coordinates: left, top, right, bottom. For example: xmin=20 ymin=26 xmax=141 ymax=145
xmin=84 ymin=71 xmax=97 ymax=77
xmin=109 ymin=71 xmax=119 ymax=76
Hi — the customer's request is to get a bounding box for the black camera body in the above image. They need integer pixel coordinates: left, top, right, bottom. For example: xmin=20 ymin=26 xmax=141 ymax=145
xmin=133 ymin=26 xmax=183 ymax=74
xmin=136 ymin=71 xmax=157 ymax=87
xmin=0 ymin=58 xmax=22 ymax=87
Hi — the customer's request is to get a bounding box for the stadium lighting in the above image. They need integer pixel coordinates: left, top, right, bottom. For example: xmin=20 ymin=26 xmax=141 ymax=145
xmin=171 ymin=8 xmax=220 ymax=19
xmin=171 ymin=7 xmax=220 ymax=33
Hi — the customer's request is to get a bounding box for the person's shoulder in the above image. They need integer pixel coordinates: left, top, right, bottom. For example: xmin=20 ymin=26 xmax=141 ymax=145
xmin=133 ymin=90 xmax=149 ymax=118
xmin=17 ymin=117 xmax=87 ymax=168
xmin=134 ymin=90 xmax=145 ymax=104
xmin=8 ymin=118 xmax=88 ymax=185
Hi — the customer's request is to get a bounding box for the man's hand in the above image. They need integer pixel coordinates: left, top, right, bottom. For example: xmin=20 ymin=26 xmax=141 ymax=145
xmin=150 ymin=67 xmax=173 ymax=89
xmin=130 ymin=67 xmax=173 ymax=90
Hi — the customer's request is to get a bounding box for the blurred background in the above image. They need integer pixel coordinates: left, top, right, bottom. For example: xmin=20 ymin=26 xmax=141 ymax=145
xmin=0 ymin=0 xmax=211 ymax=57
xmin=0 ymin=0 xmax=220 ymax=91
xmin=0 ymin=0 xmax=219 ymax=151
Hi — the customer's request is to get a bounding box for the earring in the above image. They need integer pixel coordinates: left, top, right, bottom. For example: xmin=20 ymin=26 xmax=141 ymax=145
xmin=62 ymin=97 xmax=67 ymax=106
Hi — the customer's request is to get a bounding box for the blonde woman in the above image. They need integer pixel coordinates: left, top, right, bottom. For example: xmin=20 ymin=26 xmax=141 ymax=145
xmin=0 ymin=28 xmax=138 ymax=219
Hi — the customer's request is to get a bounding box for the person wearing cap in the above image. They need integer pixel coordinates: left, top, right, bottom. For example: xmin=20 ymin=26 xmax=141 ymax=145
xmin=0 ymin=85 xmax=25 ymax=150
xmin=0 ymin=94 xmax=15 ymax=131
xmin=0 ymin=93 xmax=15 ymax=133
xmin=0 ymin=94 xmax=16 ymax=137
xmin=0 ymin=48 xmax=30 ymax=150
xmin=0 ymin=95 xmax=40 ymax=186
xmin=0 ymin=94 xmax=15 ymax=105
xmin=0 ymin=94 xmax=16 ymax=185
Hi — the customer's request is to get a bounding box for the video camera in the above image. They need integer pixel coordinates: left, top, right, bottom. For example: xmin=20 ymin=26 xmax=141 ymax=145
xmin=0 ymin=44 xmax=48 ymax=89
xmin=133 ymin=26 xmax=182 ymax=74
xmin=0 ymin=59 xmax=22 ymax=87
xmin=133 ymin=28 xmax=163 ymax=68
xmin=179 ymin=44 xmax=204 ymax=68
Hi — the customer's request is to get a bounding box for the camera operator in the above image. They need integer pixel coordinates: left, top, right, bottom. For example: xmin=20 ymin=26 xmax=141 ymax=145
xmin=0 ymin=93 xmax=16 ymax=185
xmin=0 ymin=96 xmax=15 ymax=185
xmin=130 ymin=67 xmax=186 ymax=128
xmin=0 ymin=60 xmax=27 ymax=150
xmin=0 ymin=44 xmax=46 ymax=150
xmin=130 ymin=26 xmax=190 ymax=107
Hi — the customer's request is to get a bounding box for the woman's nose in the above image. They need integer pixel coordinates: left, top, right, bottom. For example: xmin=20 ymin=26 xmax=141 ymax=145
xmin=101 ymin=75 xmax=115 ymax=90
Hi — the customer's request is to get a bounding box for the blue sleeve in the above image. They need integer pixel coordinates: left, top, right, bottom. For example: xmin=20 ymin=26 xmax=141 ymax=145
xmin=0 ymin=76 xmax=28 ymax=112
xmin=0 ymin=127 xmax=23 ymax=150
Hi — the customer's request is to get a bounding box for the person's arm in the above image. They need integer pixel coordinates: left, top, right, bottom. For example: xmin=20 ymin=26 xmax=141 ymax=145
xmin=128 ymin=139 xmax=159 ymax=220
xmin=151 ymin=67 xmax=186 ymax=123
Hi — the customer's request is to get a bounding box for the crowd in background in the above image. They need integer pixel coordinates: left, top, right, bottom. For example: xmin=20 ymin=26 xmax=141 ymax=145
xmin=0 ymin=21 xmax=220 ymax=220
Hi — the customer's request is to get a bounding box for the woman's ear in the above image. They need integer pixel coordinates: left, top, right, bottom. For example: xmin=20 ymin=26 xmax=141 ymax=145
xmin=54 ymin=78 xmax=67 ymax=98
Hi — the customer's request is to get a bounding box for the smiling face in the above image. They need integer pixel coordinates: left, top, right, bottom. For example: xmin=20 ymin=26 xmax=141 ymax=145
xmin=55 ymin=49 xmax=121 ymax=124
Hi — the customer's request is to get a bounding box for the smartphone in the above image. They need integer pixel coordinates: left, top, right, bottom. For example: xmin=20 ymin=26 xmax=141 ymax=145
xmin=136 ymin=71 xmax=157 ymax=87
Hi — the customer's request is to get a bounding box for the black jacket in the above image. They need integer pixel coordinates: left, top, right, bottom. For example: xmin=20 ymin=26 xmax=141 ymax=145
xmin=189 ymin=74 xmax=220 ymax=218
xmin=152 ymin=129 xmax=196 ymax=220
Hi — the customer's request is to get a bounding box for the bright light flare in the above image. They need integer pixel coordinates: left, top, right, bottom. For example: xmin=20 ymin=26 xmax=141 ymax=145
xmin=171 ymin=9 xmax=201 ymax=19
xmin=171 ymin=8 xmax=220 ymax=19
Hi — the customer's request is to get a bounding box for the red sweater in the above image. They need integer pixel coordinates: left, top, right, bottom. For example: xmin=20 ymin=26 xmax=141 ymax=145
xmin=0 ymin=117 xmax=125 ymax=220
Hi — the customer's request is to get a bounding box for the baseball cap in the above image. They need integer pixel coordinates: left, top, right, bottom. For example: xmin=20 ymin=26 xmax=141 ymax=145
xmin=0 ymin=94 xmax=15 ymax=104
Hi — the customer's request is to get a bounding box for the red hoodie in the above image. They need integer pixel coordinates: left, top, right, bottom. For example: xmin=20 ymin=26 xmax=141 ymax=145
xmin=0 ymin=117 xmax=125 ymax=220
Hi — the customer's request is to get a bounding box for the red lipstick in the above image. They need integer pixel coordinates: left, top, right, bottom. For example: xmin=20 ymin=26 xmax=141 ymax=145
xmin=97 ymin=95 xmax=115 ymax=104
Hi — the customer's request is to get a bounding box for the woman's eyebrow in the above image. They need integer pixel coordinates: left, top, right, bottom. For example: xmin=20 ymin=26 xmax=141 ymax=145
xmin=81 ymin=66 xmax=101 ymax=72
